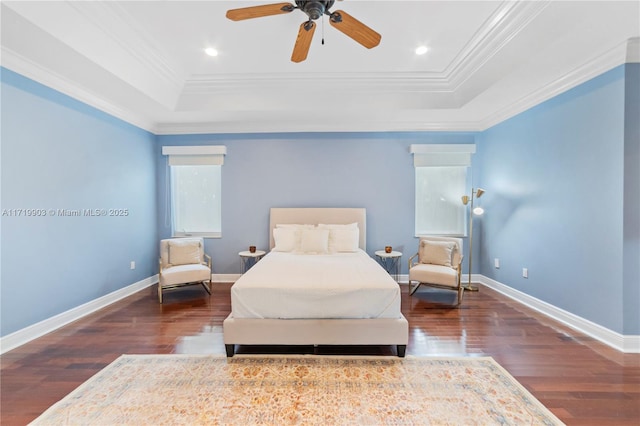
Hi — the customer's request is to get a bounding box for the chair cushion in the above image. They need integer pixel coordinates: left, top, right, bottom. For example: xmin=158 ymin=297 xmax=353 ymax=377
xmin=409 ymin=264 xmax=458 ymax=288
xmin=160 ymin=264 xmax=210 ymax=286
xmin=419 ymin=240 xmax=455 ymax=267
xmin=168 ymin=240 xmax=202 ymax=266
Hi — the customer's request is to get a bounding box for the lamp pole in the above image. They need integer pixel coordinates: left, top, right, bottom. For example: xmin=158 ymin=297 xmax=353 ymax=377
xmin=462 ymin=188 xmax=484 ymax=292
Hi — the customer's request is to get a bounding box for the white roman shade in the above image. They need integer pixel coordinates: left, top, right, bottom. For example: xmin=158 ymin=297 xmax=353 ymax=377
xmin=162 ymin=145 xmax=227 ymax=166
xmin=410 ymin=144 xmax=476 ymax=167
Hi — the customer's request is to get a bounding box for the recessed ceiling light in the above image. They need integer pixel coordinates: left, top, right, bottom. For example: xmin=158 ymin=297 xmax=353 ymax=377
xmin=415 ymin=45 xmax=428 ymax=55
xmin=204 ymin=47 xmax=218 ymax=57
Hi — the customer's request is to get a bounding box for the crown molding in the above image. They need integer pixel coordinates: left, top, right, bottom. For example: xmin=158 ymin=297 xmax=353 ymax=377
xmin=3 ymin=5 xmax=635 ymax=139
xmin=445 ymin=0 xmax=551 ymax=90
xmin=153 ymin=118 xmax=481 ymax=135
xmin=66 ymin=1 xmax=185 ymax=109
xmin=1 ymin=46 xmax=155 ymax=133
xmin=182 ymin=72 xmax=452 ymax=95
xmin=3 ymin=0 xmax=185 ymax=109
xmin=84 ymin=1 xmax=186 ymax=91
xmin=5 ymin=33 xmax=632 ymax=137
xmin=170 ymin=36 xmax=635 ymax=135
xmin=627 ymin=37 xmax=640 ymax=62
xmin=478 ymin=38 xmax=633 ymax=130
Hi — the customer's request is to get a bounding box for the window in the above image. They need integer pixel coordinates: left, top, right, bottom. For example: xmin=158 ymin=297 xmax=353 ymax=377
xmin=411 ymin=144 xmax=475 ymax=236
xmin=415 ymin=167 xmax=467 ymax=236
xmin=162 ymin=146 xmax=226 ymax=238
xmin=171 ymin=165 xmax=221 ymax=237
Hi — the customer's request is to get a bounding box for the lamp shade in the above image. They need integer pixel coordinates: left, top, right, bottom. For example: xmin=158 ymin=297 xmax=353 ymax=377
xmin=475 ymin=188 xmax=485 ymax=198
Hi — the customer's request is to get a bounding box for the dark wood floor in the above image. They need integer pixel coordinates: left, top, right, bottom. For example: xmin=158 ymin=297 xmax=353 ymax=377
xmin=1 ymin=282 xmax=639 ymax=425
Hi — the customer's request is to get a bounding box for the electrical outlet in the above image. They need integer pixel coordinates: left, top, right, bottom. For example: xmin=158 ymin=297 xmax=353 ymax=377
xmin=522 ymin=268 xmax=528 ymax=278
xmin=494 ymin=258 xmax=500 ymax=268
xmin=130 ymin=261 xmax=136 ymax=270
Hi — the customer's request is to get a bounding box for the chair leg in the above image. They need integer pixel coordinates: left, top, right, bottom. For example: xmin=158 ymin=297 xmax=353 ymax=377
xmin=202 ymin=280 xmax=212 ymax=295
xmin=457 ymin=286 xmax=464 ymax=306
xmin=409 ymin=281 xmax=421 ymax=296
xmin=158 ymin=284 xmax=163 ymax=304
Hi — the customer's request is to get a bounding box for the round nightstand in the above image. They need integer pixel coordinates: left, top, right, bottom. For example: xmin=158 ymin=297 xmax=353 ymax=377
xmin=238 ymin=250 xmax=266 ymax=274
xmin=374 ymin=250 xmax=402 ymax=282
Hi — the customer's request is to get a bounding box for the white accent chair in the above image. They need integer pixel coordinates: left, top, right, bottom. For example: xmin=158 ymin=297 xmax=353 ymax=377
xmin=158 ymin=237 xmax=211 ymax=303
xmin=408 ymin=236 xmax=464 ymax=306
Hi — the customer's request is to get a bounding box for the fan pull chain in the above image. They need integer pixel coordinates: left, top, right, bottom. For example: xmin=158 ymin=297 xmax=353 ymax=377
xmin=321 ymin=15 xmax=325 ymax=45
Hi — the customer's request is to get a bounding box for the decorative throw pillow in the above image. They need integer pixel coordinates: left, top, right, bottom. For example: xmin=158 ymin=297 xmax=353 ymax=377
xmin=299 ymin=229 xmax=330 ymax=254
xmin=168 ymin=240 xmax=201 ymax=266
xmin=273 ymin=227 xmax=298 ymax=252
xmin=419 ymin=240 xmax=455 ymax=267
xmin=329 ymin=228 xmax=360 ymax=252
xmin=317 ymin=223 xmax=359 ymax=252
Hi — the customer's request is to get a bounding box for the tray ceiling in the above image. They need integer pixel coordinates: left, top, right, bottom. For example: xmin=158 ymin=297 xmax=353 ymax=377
xmin=1 ymin=1 xmax=639 ymax=134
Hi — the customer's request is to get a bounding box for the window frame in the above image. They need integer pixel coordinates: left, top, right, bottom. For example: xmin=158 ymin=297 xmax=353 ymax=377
xmin=162 ymin=145 xmax=226 ymax=239
xmin=410 ymin=144 xmax=476 ymax=237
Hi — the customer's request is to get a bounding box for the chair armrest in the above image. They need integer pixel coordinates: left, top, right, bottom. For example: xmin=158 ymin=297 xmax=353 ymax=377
xmin=203 ymin=253 xmax=212 ymax=269
xmin=408 ymin=253 xmax=419 ymax=270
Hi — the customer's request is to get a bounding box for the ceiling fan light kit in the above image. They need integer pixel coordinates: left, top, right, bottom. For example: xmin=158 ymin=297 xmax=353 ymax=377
xmin=226 ymin=0 xmax=381 ymax=62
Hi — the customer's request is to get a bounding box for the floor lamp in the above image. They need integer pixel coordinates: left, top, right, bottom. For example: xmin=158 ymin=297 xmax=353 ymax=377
xmin=461 ymin=188 xmax=485 ymax=292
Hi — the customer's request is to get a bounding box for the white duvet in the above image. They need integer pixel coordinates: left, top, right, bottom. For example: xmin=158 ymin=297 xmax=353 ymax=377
xmin=231 ymin=250 xmax=402 ymax=319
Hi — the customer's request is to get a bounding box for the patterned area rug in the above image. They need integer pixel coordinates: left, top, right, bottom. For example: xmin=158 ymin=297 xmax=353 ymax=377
xmin=31 ymin=355 xmax=563 ymax=425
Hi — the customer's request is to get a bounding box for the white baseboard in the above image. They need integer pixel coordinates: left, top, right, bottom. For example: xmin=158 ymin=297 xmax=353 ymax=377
xmin=0 ymin=274 xmax=158 ymax=355
xmin=212 ymin=273 xmax=241 ymax=283
xmin=479 ymin=275 xmax=640 ymax=353
xmin=4 ymin=273 xmax=637 ymax=354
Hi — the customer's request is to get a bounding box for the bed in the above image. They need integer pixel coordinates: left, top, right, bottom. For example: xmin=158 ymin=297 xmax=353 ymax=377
xmin=223 ymin=207 xmax=409 ymax=357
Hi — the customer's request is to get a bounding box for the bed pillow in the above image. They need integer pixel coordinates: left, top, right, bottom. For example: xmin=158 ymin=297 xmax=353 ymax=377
xmin=276 ymin=224 xmax=315 ymax=229
xmin=330 ymin=228 xmax=359 ymax=252
xmin=168 ymin=240 xmax=201 ymax=266
xmin=272 ymin=227 xmax=298 ymax=252
xmin=299 ymin=229 xmax=330 ymax=254
xmin=419 ymin=240 xmax=455 ymax=267
xmin=317 ymin=223 xmax=358 ymax=229
xmin=317 ymin=223 xmax=360 ymax=252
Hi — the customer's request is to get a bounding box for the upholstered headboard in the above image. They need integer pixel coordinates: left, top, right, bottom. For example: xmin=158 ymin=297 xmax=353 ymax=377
xmin=269 ymin=208 xmax=366 ymax=250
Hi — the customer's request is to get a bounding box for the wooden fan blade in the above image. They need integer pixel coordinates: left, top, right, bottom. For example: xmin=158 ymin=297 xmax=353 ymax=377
xmin=329 ymin=10 xmax=381 ymax=49
xmin=291 ymin=21 xmax=316 ymax=63
xmin=226 ymin=3 xmax=294 ymax=21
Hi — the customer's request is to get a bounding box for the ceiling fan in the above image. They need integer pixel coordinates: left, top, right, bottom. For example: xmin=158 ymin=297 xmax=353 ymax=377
xmin=226 ymin=1 xmax=381 ymax=62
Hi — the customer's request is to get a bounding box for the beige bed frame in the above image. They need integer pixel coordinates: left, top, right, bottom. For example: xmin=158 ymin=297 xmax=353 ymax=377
xmin=223 ymin=207 xmax=409 ymax=357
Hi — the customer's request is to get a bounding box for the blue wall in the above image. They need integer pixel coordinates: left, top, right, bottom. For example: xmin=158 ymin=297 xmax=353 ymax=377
xmin=2 ymin=61 xmax=638 ymax=340
xmin=623 ymin=63 xmax=640 ymax=335
xmin=1 ymin=68 xmax=158 ymax=337
xmin=477 ymin=64 xmax=635 ymax=334
xmin=156 ymin=133 xmax=477 ymax=275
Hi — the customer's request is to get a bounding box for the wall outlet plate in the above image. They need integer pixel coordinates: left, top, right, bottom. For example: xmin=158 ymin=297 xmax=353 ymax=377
xmin=494 ymin=258 xmax=500 ymax=268
xmin=130 ymin=261 xmax=136 ymax=270
xmin=522 ymin=268 xmax=528 ymax=278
